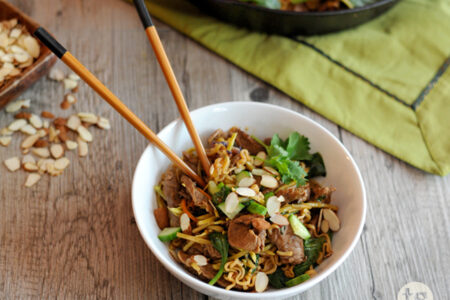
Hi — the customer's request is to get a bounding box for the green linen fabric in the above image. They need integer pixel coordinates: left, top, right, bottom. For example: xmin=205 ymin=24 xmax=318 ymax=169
xmin=126 ymin=0 xmax=450 ymax=175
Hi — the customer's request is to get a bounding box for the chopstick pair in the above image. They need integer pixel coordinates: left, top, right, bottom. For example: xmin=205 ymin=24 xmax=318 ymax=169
xmin=32 ymin=2 xmax=210 ymax=186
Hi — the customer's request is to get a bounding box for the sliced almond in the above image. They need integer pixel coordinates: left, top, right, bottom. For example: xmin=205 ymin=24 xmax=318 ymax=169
xmin=254 ymin=151 xmax=266 ymax=166
xmin=8 ymin=119 xmax=27 ymax=131
xmin=238 ymin=177 xmax=256 ymax=188
xmin=224 ymin=192 xmax=239 ymax=213
xmin=54 ymin=157 xmax=70 ymax=170
xmin=65 ymin=140 xmax=78 ymax=150
xmin=53 ymin=118 xmax=67 ymax=127
xmin=263 ymin=166 xmax=279 ymax=176
xmin=29 ymin=114 xmax=43 ymax=129
xmin=22 ymin=154 xmax=35 ymax=165
xmin=32 ymin=147 xmax=50 ymax=158
xmin=23 ymin=162 xmax=38 ymax=172
xmin=77 ymin=138 xmax=88 ymax=157
xmin=235 ymin=187 xmax=256 ymax=197
xmin=23 ymin=36 xmax=40 ymax=58
xmin=0 ymin=127 xmax=13 ymax=136
xmin=266 ymin=196 xmax=281 ymax=217
xmin=43 ymin=120 xmax=50 ymax=129
xmin=68 ymin=73 xmax=80 ymax=81
xmin=48 ymin=126 xmax=59 ymax=142
xmin=14 ymin=51 xmax=31 ymax=63
xmin=269 ymin=213 xmax=289 ymax=226
xmin=41 ymin=111 xmax=55 ymax=119
xmin=65 ymin=93 xmax=77 ymax=104
xmin=20 ymin=124 xmax=37 ymax=135
xmin=5 ymin=99 xmax=30 ymax=113
xmin=193 ymin=255 xmax=207 ymax=267
xmin=180 ymin=213 xmax=191 ymax=233
xmin=260 ymin=175 xmax=278 ymax=189
xmin=255 ymin=272 xmax=269 ymax=293
xmin=33 ymin=140 xmax=48 ymax=148
xmin=63 ymin=78 xmax=77 ymax=90
xmin=48 ymin=68 xmax=64 ymax=81
xmin=50 ymin=144 xmax=64 ymax=159
xmin=14 ymin=112 xmax=31 ymax=119
xmin=24 ymin=173 xmax=41 ymax=187
xmin=9 ymin=28 xmax=22 ymax=39
xmin=96 ymin=117 xmax=111 ymax=130
xmin=251 ymin=168 xmax=269 ymax=176
xmin=36 ymin=129 xmax=48 ymax=138
xmin=78 ymin=112 xmax=98 ymax=124
xmin=0 ymin=136 xmax=12 ymax=147
xmin=4 ymin=157 xmax=20 ymax=172
xmin=66 ymin=115 xmax=81 ymax=131
xmin=60 ymin=99 xmax=70 ymax=110
xmin=322 ymin=209 xmax=340 ymax=231
xmin=77 ymin=126 xmax=93 ymax=142
xmin=321 ymin=219 xmax=330 ymax=233
xmin=21 ymin=134 xmax=39 ymax=149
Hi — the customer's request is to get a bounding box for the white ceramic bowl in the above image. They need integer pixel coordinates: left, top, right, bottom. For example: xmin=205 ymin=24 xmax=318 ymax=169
xmin=132 ymin=101 xmax=366 ymax=299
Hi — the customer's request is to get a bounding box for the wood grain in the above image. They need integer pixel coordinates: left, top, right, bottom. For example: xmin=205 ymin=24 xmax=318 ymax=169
xmin=1 ymin=0 xmax=448 ymax=299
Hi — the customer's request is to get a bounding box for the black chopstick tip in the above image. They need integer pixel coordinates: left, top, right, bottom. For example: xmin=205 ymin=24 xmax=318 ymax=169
xmin=133 ymin=0 xmax=153 ymax=29
xmin=33 ymin=27 xmax=66 ymax=58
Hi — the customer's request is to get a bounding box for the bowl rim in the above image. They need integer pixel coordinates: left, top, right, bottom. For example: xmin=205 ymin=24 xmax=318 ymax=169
xmin=132 ymin=101 xmax=367 ymax=298
xmin=192 ymin=0 xmax=398 ymax=17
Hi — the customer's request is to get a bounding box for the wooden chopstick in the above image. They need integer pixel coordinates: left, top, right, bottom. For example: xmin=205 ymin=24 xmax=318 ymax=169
xmin=33 ymin=27 xmax=205 ymax=187
xmin=133 ymin=0 xmax=211 ymax=176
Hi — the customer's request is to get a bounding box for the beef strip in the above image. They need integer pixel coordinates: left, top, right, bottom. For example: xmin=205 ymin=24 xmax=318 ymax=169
xmin=229 ymin=127 xmax=265 ymax=155
xmin=227 ymin=214 xmax=270 ymax=253
xmin=181 ymin=175 xmax=214 ymax=214
xmin=269 ymin=226 xmax=305 ymax=264
xmin=183 ymin=150 xmax=199 ymax=173
xmin=177 ymin=250 xmax=232 ymax=288
xmin=276 ymin=182 xmax=310 ymax=203
xmin=186 ymin=243 xmax=221 ymax=260
xmin=310 ymin=180 xmax=335 ymax=203
xmin=161 ymin=166 xmax=181 ymax=226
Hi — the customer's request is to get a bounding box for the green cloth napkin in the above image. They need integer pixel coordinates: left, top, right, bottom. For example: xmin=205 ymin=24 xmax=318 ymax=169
xmin=128 ymin=0 xmax=450 ymax=176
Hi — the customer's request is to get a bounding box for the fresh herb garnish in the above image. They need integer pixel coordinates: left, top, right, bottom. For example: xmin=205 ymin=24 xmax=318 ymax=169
xmin=268 ymin=267 xmax=289 ymax=288
xmin=239 ymin=0 xmax=281 ymax=9
xmin=306 ymin=152 xmax=326 ymax=178
xmin=211 ymin=182 xmax=231 ymax=205
xmin=208 ymin=232 xmax=229 ymax=285
xmin=294 ymin=236 xmax=327 ymax=276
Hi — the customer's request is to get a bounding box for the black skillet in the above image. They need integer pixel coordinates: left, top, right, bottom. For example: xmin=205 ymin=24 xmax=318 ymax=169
xmin=188 ymin=0 xmax=399 ymax=36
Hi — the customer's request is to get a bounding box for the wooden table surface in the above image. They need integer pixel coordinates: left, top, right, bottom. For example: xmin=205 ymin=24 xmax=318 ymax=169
xmin=1 ymin=0 xmax=448 ymax=299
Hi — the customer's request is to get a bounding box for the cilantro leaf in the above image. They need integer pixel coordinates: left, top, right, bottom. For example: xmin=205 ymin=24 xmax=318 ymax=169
xmin=266 ymin=155 xmax=307 ymax=186
xmin=306 ymin=153 xmax=326 ymax=178
xmin=286 ymin=132 xmax=312 ymax=161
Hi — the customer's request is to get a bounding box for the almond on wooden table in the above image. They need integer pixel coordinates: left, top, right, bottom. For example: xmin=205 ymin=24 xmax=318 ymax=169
xmin=50 ymin=144 xmax=64 ymax=159
xmin=14 ymin=112 xmax=31 ymax=119
xmin=8 ymin=119 xmax=27 ymax=131
xmin=97 ymin=117 xmax=111 ymax=130
xmin=24 ymin=173 xmax=41 ymax=188
xmin=77 ymin=138 xmax=88 ymax=157
xmin=77 ymin=126 xmax=93 ymax=142
xmin=4 ymin=157 xmax=20 ymax=172
xmin=29 ymin=114 xmax=43 ymax=129
xmin=23 ymin=162 xmax=39 ymax=172
xmin=65 ymin=140 xmax=78 ymax=150
xmin=0 ymin=136 xmax=12 ymax=147
xmin=48 ymin=68 xmax=64 ymax=81
xmin=54 ymin=157 xmax=70 ymax=170
xmin=20 ymin=124 xmax=37 ymax=135
xmin=21 ymin=134 xmax=40 ymax=149
xmin=22 ymin=154 xmax=35 ymax=165
xmin=66 ymin=115 xmax=81 ymax=131
xmin=78 ymin=112 xmax=98 ymax=124
xmin=41 ymin=111 xmax=55 ymax=119
xmin=32 ymin=147 xmax=50 ymax=158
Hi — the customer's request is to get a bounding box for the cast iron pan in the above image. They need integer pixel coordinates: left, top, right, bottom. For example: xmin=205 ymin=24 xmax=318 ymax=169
xmin=188 ymin=0 xmax=399 ymax=35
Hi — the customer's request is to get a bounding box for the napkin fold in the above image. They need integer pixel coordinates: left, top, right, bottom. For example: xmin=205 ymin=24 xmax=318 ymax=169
xmin=127 ymin=0 xmax=450 ymax=175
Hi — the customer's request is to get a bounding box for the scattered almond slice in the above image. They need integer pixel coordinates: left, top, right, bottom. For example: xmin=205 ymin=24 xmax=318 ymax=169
xmin=24 ymin=173 xmax=41 ymax=187
xmin=21 ymin=134 xmax=40 ymax=149
xmin=29 ymin=114 xmax=43 ymax=128
xmin=322 ymin=209 xmax=340 ymax=231
xmin=50 ymin=144 xmax=64 ymax=159
xmin=20 ymin=124 xmax=37 ymax=135
xmin=66 ymin=115 xmax=81 ymax=131
xmin=41 ymin=111 xmax=55 ymax=119
xmin=4 ymin=157 xmax=20 ymax=172
xmin=23 ymin=36 xmax=40 ymax=58
xmin=32 ymin=147 xmax=50 ymax=158
xmin=14 ymin=112 xmax=31 ymax=119
xmin=77 ymin=138 xmax=88 ymax=157
xmin=68 ymin=73 xmax=80 ymax=81
xmin=22 ymin=154 xmax=35 ymax=165
xmin=97 ymin=117 xmax=111 ymax=130
xmin=0 ymin=127 xmax=13 ymax=136
xmin=65 ymin=140 xmax=78 ymax=150
xmin=36 ymin=129 xmax=48 ymax=138
xmin=23 ymin=162 xmax=38 ymax=172
xmin=65 ymin=93 xmax=77 ymax=104
xmin=78 ymin=112 xmax=98 ymax=124
xmin=54 ymin=157 xmax=70 ymax=170
xmin=5 ymin=99 xmax=30 ymax=113
xmin=60 ymin=99 xmax=70 ymax=110
xmin=48 ymin=68 xmax=64 ymax=81
xmin=8 ymin=119 xmax=27 ymax=131
xmin=63 ymin=78 xmax=77 ymax=90
xmin=0 ymin=136 xmax=12 ymax=147
xmin=43 ymin=120 xmax=50 ymax=129
xmin=48 ymin=126 xmax=59 ymax=142
xmin=34 ymin=140 xmax=48 ymax=148
xmin=77 ymin=126 xmax=93 ymax=142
